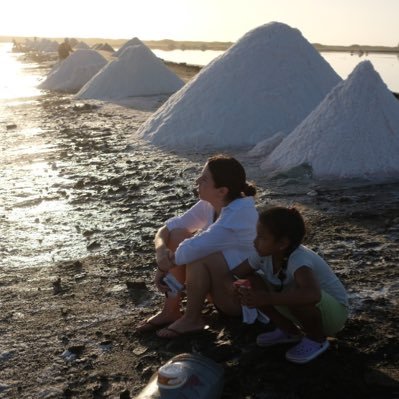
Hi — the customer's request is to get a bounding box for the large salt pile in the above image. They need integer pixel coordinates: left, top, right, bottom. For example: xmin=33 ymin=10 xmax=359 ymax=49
xmin=77 ymin=44 xmax=184 ymax=100
xmin=113 ymin=37 xmax=143 ymax=57
xmin=39 ymin=49 xmax=107 ymax=93
xmin=261 ymin=61 xmax=399 ymax=181
xmin=137 ymin=22 xmax=341 ymax=150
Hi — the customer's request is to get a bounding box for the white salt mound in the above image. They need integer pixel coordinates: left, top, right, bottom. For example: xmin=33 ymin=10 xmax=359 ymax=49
xmin=92 ymin=43 xmax=115 ymax=53
xmin=248 ymin=132 xmax=286 ymax=157
xmin=262 ymin=61 xmax=399 ymax=181
xmin=137 ymin=22 xmax=341 ymax=150
xmin=77 ymin=44 xmax=184 ymax=100
xmin=113 ymin=37 xmax=144 ymax=57
xmin=39 ymin=49 xmax=107 ymax=93
xmin=74 ymin=41 xmax=90 ymax=50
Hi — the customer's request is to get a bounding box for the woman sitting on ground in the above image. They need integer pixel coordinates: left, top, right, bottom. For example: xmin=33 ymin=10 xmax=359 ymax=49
xmin=234 ymin=206 xmax=348 ymax=364
xmin=137 ymin=154 xmax=258 ymax=338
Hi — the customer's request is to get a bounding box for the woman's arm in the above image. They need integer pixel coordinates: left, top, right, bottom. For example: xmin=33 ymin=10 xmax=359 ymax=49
xmin=173 ymin=223 xmax=238 ymax=265
xmin=239 ymin=266 xmax=321 ymax=308
xmin=154 ymin=225 xmax=175 ymax=272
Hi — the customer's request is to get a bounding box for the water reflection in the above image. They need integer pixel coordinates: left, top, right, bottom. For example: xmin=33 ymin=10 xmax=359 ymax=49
xmin=0 ymin=43 xmax=42 ymax=101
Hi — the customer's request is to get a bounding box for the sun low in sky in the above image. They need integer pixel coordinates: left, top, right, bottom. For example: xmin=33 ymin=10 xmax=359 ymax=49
xmin=2 ymin=0 xmax=399 ymax=45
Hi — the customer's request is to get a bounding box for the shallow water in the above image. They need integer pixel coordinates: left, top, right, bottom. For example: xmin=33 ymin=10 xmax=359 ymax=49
xmin=0 ymin=43 xmax=42 ymax=102
xmin=0 ymin=45 xmax=200 ymax=270
xmin=0 ymin=92 xmax=200 ymax=270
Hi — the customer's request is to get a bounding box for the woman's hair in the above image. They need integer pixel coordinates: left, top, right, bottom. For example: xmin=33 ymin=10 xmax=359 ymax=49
xmin=258 ymin=206 xmax=306 ymax=291
xmin=258 ymin=206 xmax=306 ymax=248
xmin=207 ymin=154 xmax=256 ymax=201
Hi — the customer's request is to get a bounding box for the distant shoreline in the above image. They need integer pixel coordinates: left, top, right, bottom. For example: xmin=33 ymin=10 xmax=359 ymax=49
xmin=1 ymin=36 xmax=399 ymax=54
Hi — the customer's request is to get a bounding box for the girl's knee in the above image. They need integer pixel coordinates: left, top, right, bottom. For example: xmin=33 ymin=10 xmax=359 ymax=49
xmin=289 ymin=304 xmax=320 ymax=317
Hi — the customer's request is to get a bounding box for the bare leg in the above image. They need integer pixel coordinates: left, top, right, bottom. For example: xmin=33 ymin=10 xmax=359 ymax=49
xmin=138 ymin=229 xmax=190 ymax=330
xmin=157 ymin=252 xmax=241 ymax=337
xmin=249 ymin=275 xmax=301 ymax=335
xmin=289 ymin=305 xmax=325 ymax=342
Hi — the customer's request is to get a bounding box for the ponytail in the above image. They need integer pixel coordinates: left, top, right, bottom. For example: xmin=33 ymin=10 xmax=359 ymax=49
xmin=242 ymin=182 xmax=257 ymax=197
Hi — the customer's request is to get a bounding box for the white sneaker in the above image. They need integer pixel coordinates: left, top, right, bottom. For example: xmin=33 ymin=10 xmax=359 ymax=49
xmin=285 ymin=337 xmax=330 ymax=364
xmin=256 ymin=328 xmax=302 ymax=347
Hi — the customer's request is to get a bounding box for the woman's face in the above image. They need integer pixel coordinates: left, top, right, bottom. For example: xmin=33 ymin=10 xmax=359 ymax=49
xmin=196 ymin=164 xmax=221 ymax=203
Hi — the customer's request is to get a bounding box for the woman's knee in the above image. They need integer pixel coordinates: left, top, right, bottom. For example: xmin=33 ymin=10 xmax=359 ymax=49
xmin=202 ymin=252 xmax=228 ymax=269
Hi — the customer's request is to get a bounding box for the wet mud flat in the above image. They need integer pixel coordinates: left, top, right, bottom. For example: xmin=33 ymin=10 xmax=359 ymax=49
xmin=0 ymin=59 xmax=399 ymax=398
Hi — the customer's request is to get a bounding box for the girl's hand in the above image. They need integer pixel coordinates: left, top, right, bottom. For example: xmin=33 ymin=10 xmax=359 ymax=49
xmin=239 ymin=287 xmax=270 ymax=308
xmin=154 ymin=269 xmax=169 ymax=293
xmin=156 ymin=248 xmax=175 ymax=272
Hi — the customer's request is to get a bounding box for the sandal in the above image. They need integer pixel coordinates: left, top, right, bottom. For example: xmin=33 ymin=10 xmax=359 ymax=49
xmin=156 ymin=325 xmax=208 ymax=339
xmin=285 ymin=337 xmax=330 ymax=364
xmin=256 ymin=328 xmax=302 ymax=347
xmin=135 ymin=319 xmax=170 ymax=333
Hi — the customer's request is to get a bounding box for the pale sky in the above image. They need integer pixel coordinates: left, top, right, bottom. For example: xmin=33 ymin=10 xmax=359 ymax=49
xmin=2 ymin=0 xmax=399 ymax=46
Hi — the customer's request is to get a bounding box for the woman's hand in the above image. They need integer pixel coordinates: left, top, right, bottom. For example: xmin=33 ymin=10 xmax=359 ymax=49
xmin=154 ymin=269 xmax=169 ymax=293
xmin=156 ymin=248 xmax=175 ymax=272
xmin=238 ymin=287 xmax=270 ymax=308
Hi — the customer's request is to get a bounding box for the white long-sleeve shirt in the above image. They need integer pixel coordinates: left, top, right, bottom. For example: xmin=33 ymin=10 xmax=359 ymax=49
xmin=165 ymin=197 xmax=258 ymax=269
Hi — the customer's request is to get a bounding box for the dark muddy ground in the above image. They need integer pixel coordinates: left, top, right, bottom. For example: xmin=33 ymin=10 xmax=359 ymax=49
xmin=0 ymin=54 xmax=398 ymax=399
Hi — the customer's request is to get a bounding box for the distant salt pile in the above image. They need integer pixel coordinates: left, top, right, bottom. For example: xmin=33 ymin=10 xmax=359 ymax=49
xmin=92 ymin=43 xmax=115 ymax=53
xmin=137 ymin=22 xmax=341 ymax=150
xmin=39 ymin=49 xmax=107 ymax=93
xmin=262 ymin=61 xmax=399 ymax=181
xmin=74 ymin=41 xmax=90 ymax=50
xmin=113 ymin=37 xmax=144 ymax=57
xmin=77 ymin=44 xmax=184 ymax=100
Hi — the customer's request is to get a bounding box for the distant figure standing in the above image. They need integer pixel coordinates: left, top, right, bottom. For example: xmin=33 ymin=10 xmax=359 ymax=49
xmin=58 ymin=38 xmax=73 ymax=61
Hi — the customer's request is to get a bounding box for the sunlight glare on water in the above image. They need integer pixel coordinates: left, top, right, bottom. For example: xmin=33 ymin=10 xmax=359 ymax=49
xmin=0 ymin=43 xmax=42 ymax=101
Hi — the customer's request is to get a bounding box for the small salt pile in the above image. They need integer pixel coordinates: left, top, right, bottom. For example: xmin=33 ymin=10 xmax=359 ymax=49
xmin=137 ymin=22 xmax=341 ymax=150
xmin=261 ymin=61 xmax=399 ymax=181
xmin=77 ymin=44 xmax=184 ymax=100
xmin=39 ymin=49 xmax=107 ymax=93
xmin=74 ymin=41 xmax=90 ymax=50
xmin=113 ymin=37 xmax=144 ymax=57
xmin=92 ymin=43 xmax=115 ymax=53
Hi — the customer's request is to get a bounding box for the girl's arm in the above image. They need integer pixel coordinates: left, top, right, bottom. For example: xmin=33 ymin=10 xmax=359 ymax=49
xmin=240 ymin=266 xmax=321 ymax=307
xmin=231 ymin=259 xmax=255 ymax=278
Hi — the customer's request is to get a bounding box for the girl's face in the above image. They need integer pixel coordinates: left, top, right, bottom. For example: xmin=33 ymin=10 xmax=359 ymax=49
xmin=253 ymin=222 xmax=288 ymax=257
xmin=196 ymin=164 xmax=225 ymax=204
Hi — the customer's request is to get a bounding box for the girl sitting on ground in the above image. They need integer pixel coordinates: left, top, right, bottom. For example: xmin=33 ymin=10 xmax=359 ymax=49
xmin=137 ymin=154 xmax=258 ymax=338
xmin=233 ymin=206 xmax=348 ymax=364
